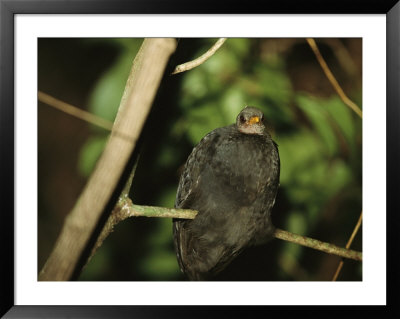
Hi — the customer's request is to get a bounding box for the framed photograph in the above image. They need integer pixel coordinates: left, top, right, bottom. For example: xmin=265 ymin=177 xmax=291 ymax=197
xmin=1 ymin=0 xmax=398 ymax=317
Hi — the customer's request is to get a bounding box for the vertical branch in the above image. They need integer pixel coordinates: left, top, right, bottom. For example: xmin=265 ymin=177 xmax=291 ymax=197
xmin=307 ymin=38 xmax=363 ymax=279
xmin=39 ymin=38 xmax=177 ymax=281
xmin=85 ymin=156 xmax=140 ymax=266
xmin=332 ymin=212 xmax=363 ymax=280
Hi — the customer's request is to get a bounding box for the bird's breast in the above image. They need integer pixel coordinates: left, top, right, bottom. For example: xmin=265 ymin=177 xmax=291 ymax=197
xmin=198 ymin=134 xmax=279 ymax=207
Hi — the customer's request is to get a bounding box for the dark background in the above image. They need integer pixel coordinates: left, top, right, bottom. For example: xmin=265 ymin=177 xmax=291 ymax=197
xmin=38 ymin=38 xmax=362 ymax=281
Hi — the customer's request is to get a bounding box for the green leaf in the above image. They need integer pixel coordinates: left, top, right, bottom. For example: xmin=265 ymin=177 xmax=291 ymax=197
xmin=139 ymin=250 xmax=180 ymax=279
xmin=225 ymin=38 xmax=251 ymax=60
xmin=87 ymin=39 xmax=142 ymax=121
xmin=324 ymin=96 xmax=355 ymax=141
xmin=78 ymin=135 xmax=108 ymax=177
xmin=275 ymin=130 xmax=321 ymax=185
xmin=296 ymin=94 xmax=338 ymax=156
xmin=256 ymin=61 xmax=292 ymax=107
xmin=185 ymin=102 xmax=227 ymax=145
xmin=221 ymin=89 xmax=247 ymax=123
xmin=88 ymin=53 xmax=135 ymax=121
xmin=286 ymin=211 xmax=307 ymax=235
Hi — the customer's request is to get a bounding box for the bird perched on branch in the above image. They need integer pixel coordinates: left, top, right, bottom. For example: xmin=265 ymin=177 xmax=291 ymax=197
xmin=173 ymin=106 xmax=280 ymax=280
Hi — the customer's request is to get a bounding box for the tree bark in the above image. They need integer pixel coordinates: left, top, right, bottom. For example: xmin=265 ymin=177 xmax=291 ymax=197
xmin=39 ymin=38 xmax=177 ymax=281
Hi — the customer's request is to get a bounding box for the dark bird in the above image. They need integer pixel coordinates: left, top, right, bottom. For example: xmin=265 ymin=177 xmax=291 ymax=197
xmin=173 ymin=106 xmax=280 ymax=280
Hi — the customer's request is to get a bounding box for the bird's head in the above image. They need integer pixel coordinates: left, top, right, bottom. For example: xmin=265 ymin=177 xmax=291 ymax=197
xmin=236 ymin=106 xmax=266 ymax=135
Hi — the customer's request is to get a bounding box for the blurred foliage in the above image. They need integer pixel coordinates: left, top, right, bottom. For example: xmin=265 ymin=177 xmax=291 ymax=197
xmin=77 ymin=39 xmax=143 ymax=178
xmin=38 ymin=38 xmax=362 ymax=281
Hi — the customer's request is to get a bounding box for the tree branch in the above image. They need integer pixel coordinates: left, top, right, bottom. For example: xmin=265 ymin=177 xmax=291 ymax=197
xmin=274 ymin=228 xmax=362 ymax=262
xmin=90 ymin=155 xmax=362 ymax=264
xmin=39 ymin=38 xmax=177 ymax=281
xmin=306 ymin=38 xmax=363 ymax=119
xmin=38 ymin=90 xmax=114 ymax=131
xmin=332 ymin=211 xmax=363 ymax=280
xmin=171 ymin=38 xmax=227 ymax=75
xmin=89 ymin=195 xmax=362 ymax=264
xmin=87 ymin=197 xmax=197 ymax=265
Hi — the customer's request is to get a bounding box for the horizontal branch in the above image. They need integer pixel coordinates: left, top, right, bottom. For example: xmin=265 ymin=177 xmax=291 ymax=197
xmin=87 ymin=197 xmax=197 ymax=264
xmin=89 ymin=196 xmax=362 ymax=264
xmin=130 ymin=204 xmax=197 ymax=219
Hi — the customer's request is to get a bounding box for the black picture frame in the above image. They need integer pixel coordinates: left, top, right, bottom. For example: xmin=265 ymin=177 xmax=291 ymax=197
xmin=1 ymin=0 xmax=399 ymax=318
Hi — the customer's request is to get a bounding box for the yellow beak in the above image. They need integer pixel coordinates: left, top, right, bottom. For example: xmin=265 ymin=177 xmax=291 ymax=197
xmin=248 ymin=116 xmax=260 ymax=124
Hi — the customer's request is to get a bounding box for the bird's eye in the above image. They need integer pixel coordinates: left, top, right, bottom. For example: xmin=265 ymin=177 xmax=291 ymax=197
xmin=240 ymin=115 xmax=246 ymax=123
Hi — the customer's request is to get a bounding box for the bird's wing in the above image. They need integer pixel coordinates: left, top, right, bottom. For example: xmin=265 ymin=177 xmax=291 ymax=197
xmin=175 ymin=127 xmax=228 ymax=209
xmin=173 ymin=126 xmax=233 ymax=280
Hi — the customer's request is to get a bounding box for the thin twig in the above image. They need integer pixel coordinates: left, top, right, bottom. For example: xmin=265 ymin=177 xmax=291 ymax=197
xmin=332 ymin=211 xmax=363 ymax=280
xmin=306 ymin=38 xmax=363 ymax=119
xmin=172 ymin=38 xmax=227 ymax=75
xmin=274 ymin=228 xmax=362 ymax=262
xmin=121 ymin=156 xmax=140 ymax=198
xmin=86 ymin=157 xmax=198 ymax=264
xmin=38 ymin=91 xmax=114 ymax=131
